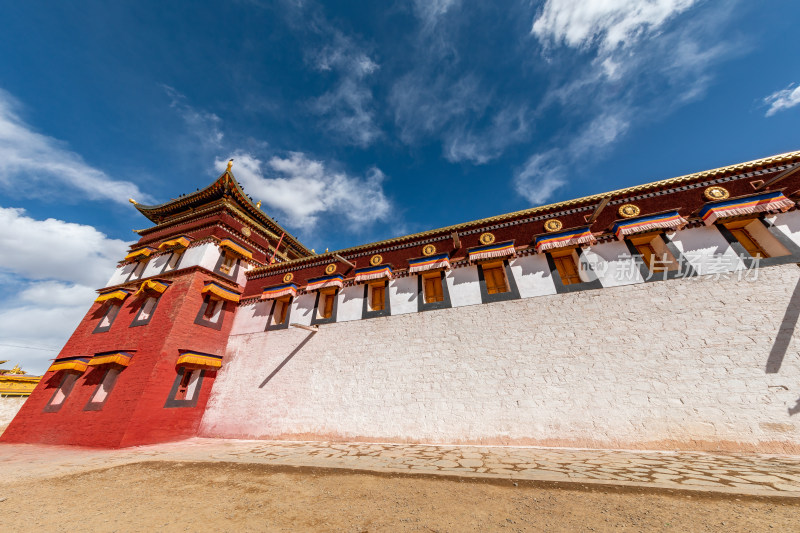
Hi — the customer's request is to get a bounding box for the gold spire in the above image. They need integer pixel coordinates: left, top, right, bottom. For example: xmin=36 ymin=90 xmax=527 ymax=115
xmin=227 ymin=159 xmax=234 ymax=172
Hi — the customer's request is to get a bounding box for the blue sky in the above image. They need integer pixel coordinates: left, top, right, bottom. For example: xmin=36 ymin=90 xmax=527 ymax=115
xmin=1 ymin=0 xmax=799 ymax=373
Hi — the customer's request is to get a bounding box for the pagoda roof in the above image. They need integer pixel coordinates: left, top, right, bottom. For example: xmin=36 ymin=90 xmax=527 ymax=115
xmin=131 ymin=168 xmax=312 ymax=258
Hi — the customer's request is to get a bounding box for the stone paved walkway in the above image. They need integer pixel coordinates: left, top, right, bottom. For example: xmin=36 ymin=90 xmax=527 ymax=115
xmin=2 ymin=438 xmax=800 ymax=497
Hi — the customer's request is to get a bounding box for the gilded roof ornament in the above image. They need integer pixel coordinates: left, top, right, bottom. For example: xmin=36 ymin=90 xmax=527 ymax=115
xmin=479 ymin=232 xmax=496 ymax=245
xmin=618 ymin=204 xmax=641 ymax=218
xmin=544 ymin=219 xmax=563 ymax=232
xmin=227 ymin=159 xmax=234 ymax=172
xmin=129 ymin=198 xmax=138 ymax=205
xmin=704 ymin=186 xmax=730 ymax=201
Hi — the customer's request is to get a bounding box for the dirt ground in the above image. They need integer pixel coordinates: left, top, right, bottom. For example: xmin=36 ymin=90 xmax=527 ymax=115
xmin=1 ymin=461 xmax=798 ymax=532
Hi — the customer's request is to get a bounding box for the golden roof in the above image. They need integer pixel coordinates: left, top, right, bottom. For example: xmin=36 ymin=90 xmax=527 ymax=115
xmin=132 ymin=169 xmax=312 ymax=258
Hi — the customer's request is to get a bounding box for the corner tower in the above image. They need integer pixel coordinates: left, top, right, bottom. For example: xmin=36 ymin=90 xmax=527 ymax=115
xmin=1 ymin=164 xmax=311 ymax=447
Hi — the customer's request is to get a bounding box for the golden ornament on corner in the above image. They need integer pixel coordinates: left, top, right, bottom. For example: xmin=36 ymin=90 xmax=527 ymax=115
xmin=618 ymin=204 xmax=641 ymax=218
xmin=704 ymin=186 xmax=730 ymax=201
xmin=241 ymin=226 xmax=252 ymax=237
xmin=422 ymin=244 xmax=437 ymax=256
xmin=325 ymin=263 xmax=337 ymax=275
xmin=282 ymin=272 xmax=294 ymax=283
xmin=370 ymin=254 xmax=383 ymax=266
xmin=479 ymin=232 xmax=496 ymax=245
xmin=543 ymin=219 xmax=563 ymax=233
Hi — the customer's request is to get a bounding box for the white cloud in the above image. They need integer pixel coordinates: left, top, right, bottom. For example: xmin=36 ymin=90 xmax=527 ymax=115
xmin=0 ymin=207 xmax=133 ymax=374
xmin=163 ymin=85 xmax=224 ymax=148
xmin=309 ymin=33 xmax=382 ymax=147
xmin=391 ymin=73 xmax=486 ymax=144
xmin=0 ymin=207 xmax=130 ymax=286
xmin=520 ymin=1 xmax=737 ymax=205
xmin=515 ymin=113 xmax=628 ymax=205
xmin=532 ymin=0 xmax=697 ymax=52
xmin=444 ymin=106 xmax=530 ymax=164
xmin=0 ymin=88 xmax=151 ymax=205
xmin=215 ymin=152 xmax=391 ymax=229
xmin=412 ymin=0 xmax=461 ymax=29
xmin=764 ymin=83 xmax=800 ymax=117
xmin=390 ymin=71 xmax=529 ymax=163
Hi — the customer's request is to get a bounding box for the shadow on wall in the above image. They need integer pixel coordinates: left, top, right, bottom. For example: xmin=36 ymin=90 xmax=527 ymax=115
xmin=253 ymin=301 xmax=270 ymax=318
xmin=790 ymin=398 xmax=800 ymax=416
xmin=258 ymin=330 xmax=317 ymax=388
xmin=517 ymin=255 xmax=551 ymax=278
xmin=766 ymin=276 xmax=800 ymax=373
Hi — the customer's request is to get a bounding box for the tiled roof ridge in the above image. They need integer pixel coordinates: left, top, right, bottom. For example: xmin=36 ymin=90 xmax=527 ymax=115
xmin=248 ymin=149 xmax=800 ymax=276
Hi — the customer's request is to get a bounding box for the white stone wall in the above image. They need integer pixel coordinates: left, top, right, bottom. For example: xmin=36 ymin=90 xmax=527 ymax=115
xmin=0 ymin=396 xmax=27 ymax=434
xmin=202 ymin=263 xmax=800 ymax=452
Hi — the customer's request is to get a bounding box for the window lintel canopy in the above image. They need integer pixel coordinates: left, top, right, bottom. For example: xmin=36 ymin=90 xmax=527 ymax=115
xmin=124 ymin=247 xmax=157 ymax=262
xmin=202 ymin=281 xmax=241 ymax=303
xmin=88 ymin=351 xmax=134 ymax=367
xmin=408 ymin=254 xmax=451 ymax=273
xmin=468 ymin=240 xmax=516 ymax=263
xmin=534 ymin=228 xmax=596 ymax=253
xmin=158 ymin=235 xmax=193 ymax=251
xmin=176 ymin=350 xmax=223 ymax=370
xmin=611 ymin=211 xmax=688 ymax=240
xmin=353 ymin=265 xmax=393 ymax=283
xmin=218 ymin=239 xmax=253 ymax=260
xmin=305 ymin=274 xmax=344 ymax=292
xmin=261 ymin=283 xmax=298 ymax=300
xmin=134 ymin=279 xmax=170 ymax=297
xmin=699 ymin=191 xmax=795 ymax=225
xmin=94 ymin=289 xmax=132 ymax=304
xmin=48 ymin=356 xmax=90 ymax=373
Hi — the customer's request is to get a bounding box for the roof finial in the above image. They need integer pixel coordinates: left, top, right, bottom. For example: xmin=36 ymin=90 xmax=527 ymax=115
xmin=129 ymin=198 xmax=138 ymax=205
xmin=227 ymin=158 xmax=234 ymax=172
xmin=256 ymin=200 xmax=262 ymax=209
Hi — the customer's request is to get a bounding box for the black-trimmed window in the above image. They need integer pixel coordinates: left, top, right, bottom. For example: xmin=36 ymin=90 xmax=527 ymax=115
xmin=162 ymin=250 xmax=184 ymax=273
xmin=551 ymin=250 xmax=581 ymax=285
xmin=220 ymin=254 xmax=236 ymax=275
xmin=423 ymin=273 xmax=444 ymax=303
xmin=43 ymin=372 xmax=79 ymax=413
xmin=477 ymin=260 xmax=520 ymax=304
xmin=164 ymin=368 xmax=205 ymax=408
xmin=83 ymin=367 xmax=121 ymax=411
xmin=125 ymin=260 xmax=148 ymax=282
xmin=93 ymin=303 xmax=121 ymax=333
xmin=362 ymin=280 xmax=391 ymax=319
xmin=369 ymin=283 xmax=386 ymax=311
xmin=194 ymin=296 xmax=225 ymax=330
xmin=545 ymin=248 xmax=603 ymax=294
xmin=717 ymin=217 xmax=792 ymax=269
xmin=319 ymin=290 xmax=335 ymax=318
xmin=311 ymin=288 xmax=339 ymax=325
xmin=213 ymin=251 xmax=241 ymax=282
xmin=417 ymin=270 xmax=452 ymax=312
xmin=626 ymin=232 xmax=679 ymax=277
xmin=266 ymin=297 xmax=292 ymax=331
xmin=130 ymin=295 xmax=160 ymax=327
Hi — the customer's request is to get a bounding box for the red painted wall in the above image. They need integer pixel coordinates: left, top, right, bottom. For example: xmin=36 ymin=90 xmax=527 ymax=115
xmin=1 ymin=271 xmax=234 ymax=448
